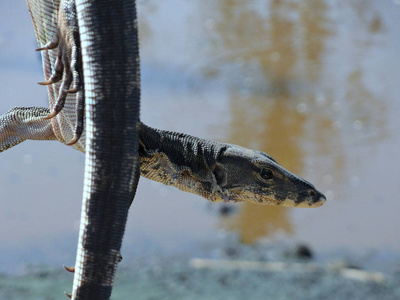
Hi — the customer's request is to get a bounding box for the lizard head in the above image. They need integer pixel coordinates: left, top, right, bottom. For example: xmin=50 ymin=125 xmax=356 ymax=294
xmin=211 ymin=145 xmax=326 ymax=208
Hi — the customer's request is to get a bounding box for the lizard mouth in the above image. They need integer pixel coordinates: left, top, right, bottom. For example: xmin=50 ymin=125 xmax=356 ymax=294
xmin=281 ymin=196 xmax=326 ymax=208
xmin=213 ymin=187 xmax=326 ymax=208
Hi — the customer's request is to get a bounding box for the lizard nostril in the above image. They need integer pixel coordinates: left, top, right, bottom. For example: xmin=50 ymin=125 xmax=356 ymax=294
xmin=309 ymin=190 xmax=317 ymax=197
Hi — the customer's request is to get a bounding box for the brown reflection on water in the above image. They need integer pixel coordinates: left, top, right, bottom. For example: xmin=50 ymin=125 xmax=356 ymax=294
xmin=225 ymin=97 xmax=308 ymax=243
xmin=206 ymin=1 xmax=333 ymax=243
xmin=299 ymin=0 xmax=330 ymax=83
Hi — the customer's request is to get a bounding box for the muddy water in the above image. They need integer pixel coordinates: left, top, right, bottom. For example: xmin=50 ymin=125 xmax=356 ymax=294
xmin=0 ymin=1 xmax=399 ymax=274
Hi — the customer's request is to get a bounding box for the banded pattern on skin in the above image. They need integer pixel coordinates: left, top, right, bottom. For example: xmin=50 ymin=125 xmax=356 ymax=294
xmin=139 ymin=123 xmax=225 ymax=202
xmin=140 ymin=151 xmax=223 ymax=202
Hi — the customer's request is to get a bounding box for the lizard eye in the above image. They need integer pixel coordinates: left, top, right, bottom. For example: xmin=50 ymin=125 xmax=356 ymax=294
xmin=260 ymin=169 xmax=274 ymax=180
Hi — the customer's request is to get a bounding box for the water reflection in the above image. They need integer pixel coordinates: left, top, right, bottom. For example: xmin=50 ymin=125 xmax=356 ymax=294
xmin=202 ymin=0 xmax=330 ymax=243
xmin=225 ymin=97 xmax=309 ymax=243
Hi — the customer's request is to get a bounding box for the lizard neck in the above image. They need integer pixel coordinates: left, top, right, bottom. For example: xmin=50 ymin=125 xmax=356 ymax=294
xmin=139 ymin=122 xmax=227 ymax=201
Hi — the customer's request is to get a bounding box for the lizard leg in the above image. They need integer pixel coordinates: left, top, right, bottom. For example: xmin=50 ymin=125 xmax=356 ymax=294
xmin=66 ymin=29 xmax=83 ymax=94
xmin=65 ymin=33 xmax=85 ymax=145
xmin=0 ymin=107 xmax=57 ymax=153
xmin=66 ymin=91 xmax=84 ymax=146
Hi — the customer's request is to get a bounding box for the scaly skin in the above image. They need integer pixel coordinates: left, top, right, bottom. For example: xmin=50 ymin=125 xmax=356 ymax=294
xmin=139 ymin=123 xmax=325 ymax=207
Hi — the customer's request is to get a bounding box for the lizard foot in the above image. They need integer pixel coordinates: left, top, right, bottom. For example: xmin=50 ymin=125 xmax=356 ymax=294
xmin=37 ymin=31 xmax=80 ymax=118
xmin=36 ymin=0 xmax=84 ymax=145
xmin=64 ymin=291 xmax=72 ymax=299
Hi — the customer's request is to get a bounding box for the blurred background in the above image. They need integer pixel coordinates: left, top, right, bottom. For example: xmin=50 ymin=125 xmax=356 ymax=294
xmin=0 ymin=0 xmax=399 ymax=288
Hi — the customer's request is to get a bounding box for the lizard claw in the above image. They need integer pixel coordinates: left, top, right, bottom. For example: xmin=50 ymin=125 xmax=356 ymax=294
xmin=35 ymin=35 xmax=59 ymax=51
xmin=66 ymin=134 xmax=80 ymax=146
xmin=45 ymin=110 xmax=58 ymax=120
xmin=64 ymin=291 xmax=72 ymax=299
xmin=66 ymin=86 xmax=79 ymax=94
xmin=63 ymin=265 xmax=75 ymax=273
xmin=36 ymin=43 xmax=59 ymax=52
xmin=37 ymin=79 xmax=55 ymax=86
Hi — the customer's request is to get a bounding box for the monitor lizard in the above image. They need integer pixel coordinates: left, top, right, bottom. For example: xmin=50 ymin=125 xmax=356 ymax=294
xmin=0 ymin=0 xmax=326 ymax=299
